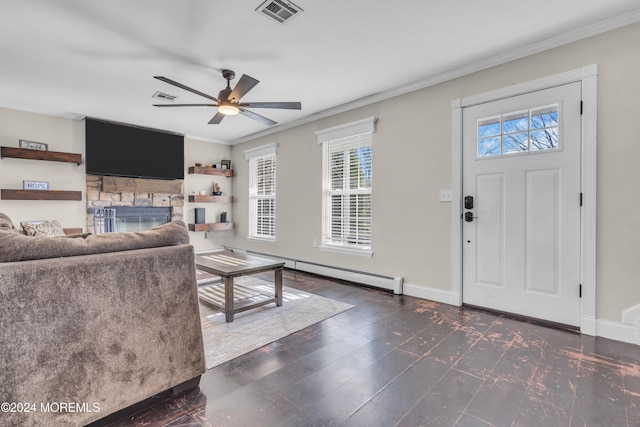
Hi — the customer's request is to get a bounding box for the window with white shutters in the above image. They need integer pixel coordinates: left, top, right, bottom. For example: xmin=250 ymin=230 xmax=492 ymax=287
xmin=245 ymin=144 xmax=277 ymax=241
xmin=326 ymin=134 xmax=372 ymax=249
xmin=316 ymin=117 xmax=375 ymax=256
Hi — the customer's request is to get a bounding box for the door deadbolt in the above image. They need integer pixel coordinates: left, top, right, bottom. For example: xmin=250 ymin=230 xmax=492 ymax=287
xmin=464 ymin=196 xmax=474 ymax=209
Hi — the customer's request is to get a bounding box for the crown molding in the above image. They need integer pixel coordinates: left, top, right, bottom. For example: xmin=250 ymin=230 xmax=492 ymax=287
xmin=231 ymin=9 xmax=640 ymax=145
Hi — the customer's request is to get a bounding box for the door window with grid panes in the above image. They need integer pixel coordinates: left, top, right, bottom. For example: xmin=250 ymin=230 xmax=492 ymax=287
xmin=477 ymin=104 xmax=559 ymax=157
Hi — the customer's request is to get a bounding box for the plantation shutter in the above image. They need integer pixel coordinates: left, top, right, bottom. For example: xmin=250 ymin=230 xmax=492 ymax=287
xmin=327 ymin=133 xmax=372 ymax=248
xmin=245 ymin=143 xmax=278 ymax=240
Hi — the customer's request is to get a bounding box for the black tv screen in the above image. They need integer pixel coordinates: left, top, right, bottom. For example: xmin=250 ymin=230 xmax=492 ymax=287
xmin=85 ymin=118 xmax=184 ymax=180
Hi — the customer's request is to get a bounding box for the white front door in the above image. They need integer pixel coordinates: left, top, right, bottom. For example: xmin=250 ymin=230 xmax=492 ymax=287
xmin=462 ymin=82 xmax=582 ymax=327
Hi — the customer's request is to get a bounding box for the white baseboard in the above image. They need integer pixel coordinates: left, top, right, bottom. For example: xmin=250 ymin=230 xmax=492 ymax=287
xmin=593 ymin=318 xmax=638 ymax=345
xmin=401 ymin=287 xmax=638 ymax=346
xmin=581 ymin=304 xmax=640 ymax=345
xmin=402 ymin=282 xmax=461 ymax=307
xmin=295 ymin=261 xmax=403 ymax=294
xmin=580 ymin=315 xmax=596 ymax=336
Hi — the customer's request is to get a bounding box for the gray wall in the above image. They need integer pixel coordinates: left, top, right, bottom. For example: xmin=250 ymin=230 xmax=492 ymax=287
xmin=1 ymin=22 xmax=638 ymax=328
xmin=220 ymin=22 xmax=640 ymax=324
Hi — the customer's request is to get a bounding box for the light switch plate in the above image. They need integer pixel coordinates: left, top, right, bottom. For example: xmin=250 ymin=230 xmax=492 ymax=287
xmin=440 ymin=190 xmax=452 ymax=202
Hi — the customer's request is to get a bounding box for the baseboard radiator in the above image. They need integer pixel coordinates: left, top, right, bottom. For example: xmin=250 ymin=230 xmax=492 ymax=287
xmin=223 ymin=247 xmax=404 ymax=294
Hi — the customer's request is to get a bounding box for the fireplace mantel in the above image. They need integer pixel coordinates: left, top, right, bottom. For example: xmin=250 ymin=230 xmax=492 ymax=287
xmin=101 ymin=176 xmax=183 ymax=194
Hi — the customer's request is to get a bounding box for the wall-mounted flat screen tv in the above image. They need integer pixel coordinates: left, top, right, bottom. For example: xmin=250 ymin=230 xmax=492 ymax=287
xmin=85 ymin=118 xmax=184 ymax=180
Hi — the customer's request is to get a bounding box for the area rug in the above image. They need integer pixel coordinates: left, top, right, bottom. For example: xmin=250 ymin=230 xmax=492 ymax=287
xmin=199 ymin=276 xmax=353 ymax=369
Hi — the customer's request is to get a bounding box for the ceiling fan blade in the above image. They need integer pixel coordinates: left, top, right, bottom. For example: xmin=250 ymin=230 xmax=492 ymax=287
xmin=208 ymin=112 xmax=225 ymax=125
xmin=153 ymin=103 xmax=218 ymax=107
xmin=154 ymin=76 xmax=220 ymax=102
xmin=228 ymin=74 xmax=259 ymax=102
xmin=239 ymin=102 xmax=301 ymax=110
xmin=239 ymin=108 xmax=277 ymax=126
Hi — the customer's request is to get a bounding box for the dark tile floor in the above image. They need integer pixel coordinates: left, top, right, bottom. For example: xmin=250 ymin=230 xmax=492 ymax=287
xmin=107 ymin=270 xmax=640 ymax=427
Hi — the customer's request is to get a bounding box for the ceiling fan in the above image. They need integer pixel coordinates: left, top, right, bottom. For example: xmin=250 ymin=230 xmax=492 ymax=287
xmin=153 ymin=69 xmax=301 ymax=126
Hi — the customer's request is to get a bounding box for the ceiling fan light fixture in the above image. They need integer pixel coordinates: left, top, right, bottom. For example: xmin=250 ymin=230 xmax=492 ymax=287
xmin=218 ymin=102 xmax=240 ymax=115
xmin=153 ymin=70 xmax=300 ymax=126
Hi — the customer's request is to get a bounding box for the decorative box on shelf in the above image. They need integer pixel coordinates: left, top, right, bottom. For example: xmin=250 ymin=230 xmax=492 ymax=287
xmin=188 ymin=223 xmax=234 ymax=232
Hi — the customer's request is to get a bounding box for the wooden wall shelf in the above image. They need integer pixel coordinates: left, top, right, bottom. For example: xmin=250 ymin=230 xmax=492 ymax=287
xmin=1 ymin=189 xmax=82 ymax=201
xmin=1 ymin=146 xmax=82 ymax=165
xmin=188 ymin=195 xmax=233 ymax=203
xmin=188 ymin=166 xmax=233 ymax=177
xmin=188 ymin=222 xmax=234 ymax=232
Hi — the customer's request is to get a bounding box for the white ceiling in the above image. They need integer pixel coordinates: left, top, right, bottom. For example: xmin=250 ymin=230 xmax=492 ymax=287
xmin=2 ymin=0 xmax=640 ymax=144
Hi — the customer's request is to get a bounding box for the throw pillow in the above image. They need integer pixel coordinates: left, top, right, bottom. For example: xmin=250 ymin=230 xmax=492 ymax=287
xmin=21 ymin=220 xmax=66 ymax=237
xmin=0 ymin=213 xmax=20 ymax=234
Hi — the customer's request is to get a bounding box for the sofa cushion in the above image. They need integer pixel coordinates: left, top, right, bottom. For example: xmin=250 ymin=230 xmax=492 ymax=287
xmin=0 ymin=213 xmax=20 ymax=234
xmin=21 ymin=220 xmax=66 ymax=237
xmin=0 ymin=220 xmax=190 ymax=263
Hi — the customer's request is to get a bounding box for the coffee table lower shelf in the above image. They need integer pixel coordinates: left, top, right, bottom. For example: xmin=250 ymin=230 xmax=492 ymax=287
xmin=195 ymin=250 xmax=284 ymax=322
xmin=198 ymin=282 xmax=279 ymax=316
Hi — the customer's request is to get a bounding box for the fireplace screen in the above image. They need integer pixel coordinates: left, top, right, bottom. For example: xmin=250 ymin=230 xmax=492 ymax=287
xmin=91 ymin=207 xmax=171 ymax=234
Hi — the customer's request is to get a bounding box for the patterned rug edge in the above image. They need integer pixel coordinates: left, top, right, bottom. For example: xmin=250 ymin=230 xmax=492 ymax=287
xmin=199 ymin=279 xmax=353 ymax=369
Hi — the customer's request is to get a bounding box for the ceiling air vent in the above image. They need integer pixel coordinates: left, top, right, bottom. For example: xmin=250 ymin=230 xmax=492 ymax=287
xmin=152 ymin=91 xmax=177 ymax=101
xmin=256 ymin=0 xmax=303 ymax=24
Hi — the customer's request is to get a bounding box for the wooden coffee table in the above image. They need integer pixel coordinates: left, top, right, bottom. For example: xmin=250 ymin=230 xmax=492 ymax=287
xmin=195 ymin=250 xmax=285 ymax=322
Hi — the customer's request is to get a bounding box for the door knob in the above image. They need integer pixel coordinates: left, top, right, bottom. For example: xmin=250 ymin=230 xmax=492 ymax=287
xmin=464 ymin=212 xmax=478 ymax=222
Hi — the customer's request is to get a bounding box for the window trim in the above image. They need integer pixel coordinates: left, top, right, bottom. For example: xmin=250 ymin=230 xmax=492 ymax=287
xmin=315 ymin=117 xmax=377 ymax=143
xmin=245 ymin=143 xmax=278 ymax=242
xmin=319 ymin=243 xmax=373 ymax=257
xmin=244 ymin=142 xmax=279 ymax=160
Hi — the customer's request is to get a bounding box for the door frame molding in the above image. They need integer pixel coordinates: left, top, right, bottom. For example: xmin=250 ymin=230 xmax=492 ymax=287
xmin=451 ymin=65 xmax=598 ymax=334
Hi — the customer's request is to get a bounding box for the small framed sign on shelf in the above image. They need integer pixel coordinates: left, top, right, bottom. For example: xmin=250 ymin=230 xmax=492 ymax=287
xmin=221 ymin=160 xmax=231 ymax=170
xmin=23 ymin=180 xmax=49 ymax=191
xmin=19 ymin=139 xmax=48 ymax=151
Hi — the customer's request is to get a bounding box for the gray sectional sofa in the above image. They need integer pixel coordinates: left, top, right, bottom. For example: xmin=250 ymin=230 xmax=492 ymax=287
xmin=0 ymin=213 xmax=206 ymax=426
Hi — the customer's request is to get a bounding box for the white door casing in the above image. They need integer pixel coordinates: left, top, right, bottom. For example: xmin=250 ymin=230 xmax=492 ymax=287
xmin=450 ymin=65 xmax=597 ymax=333
xmin=462 ymin=82 xmax=581 ymax=326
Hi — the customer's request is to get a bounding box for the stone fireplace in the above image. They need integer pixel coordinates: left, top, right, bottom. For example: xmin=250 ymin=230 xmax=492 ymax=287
xmin=86 ymin=176 xmax=183 ymax=233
